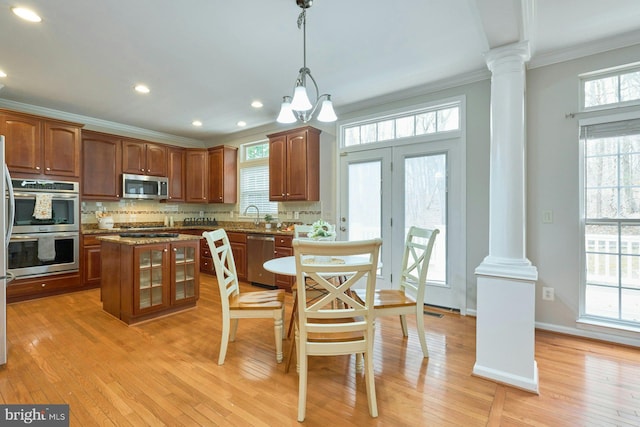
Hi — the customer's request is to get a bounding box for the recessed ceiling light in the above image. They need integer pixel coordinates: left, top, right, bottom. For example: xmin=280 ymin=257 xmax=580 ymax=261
xmin=0 ymin=70 xmax=6 ymax=78
xmin=11 ymin=7 xmax=42 ymax=23
xmin=192 ymin=120 xmax=203 ymax=127
xmin=251 ymin=101 xmax=263 ymax=108
xmin=134 ymin=84 xmax=150 ymax=94
xmin=237 ymin=121 xmax=247 ymax=127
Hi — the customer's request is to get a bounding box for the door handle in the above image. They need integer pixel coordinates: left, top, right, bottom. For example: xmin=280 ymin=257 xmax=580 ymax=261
xmin=340 ymin=226 xmax=346 ymax=232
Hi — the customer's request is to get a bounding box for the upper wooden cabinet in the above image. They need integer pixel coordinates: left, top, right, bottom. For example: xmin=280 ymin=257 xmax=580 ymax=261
xmin=267 ymin=126 xmax=320 ymax=201
xmin=0 ymin=110 xmax=82 ymax=178
xmin=185 ymin=149 xmax=208 ymax=203
xmin=167 ymin=147 xmax=185 ymax=202
xmin=82 ymin=130 xmax=122 ymax=200
xmin=208 ymin=145 xmax=237 ymax=204
xmin=122 ymin=139 xmax=167 ymax=176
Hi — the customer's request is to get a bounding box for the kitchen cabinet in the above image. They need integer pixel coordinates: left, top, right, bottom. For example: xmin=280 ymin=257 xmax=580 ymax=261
xmin=274 ymin=235 xmax=293 ymax=291
xmin=100 ymin=236 xmax=200 ymax=324
xmin=208 ymin=145 xmax=237 ymax=203
xmin=199 ymin=230 xmax=247 ymax=281
xmin=82 ymin=234 xmax=106 ymax=287
xmin=185 ymin=149 xmax=208 ymax=203
xmin=167 ymin=147 xmax=185 ymax=202
xmin=6 ymin=272 xmax=83 ymax=304
xmin=122 ymin=139 xmax=167 ymax=177
xmin=267 ymin=126 xmax=320 ymax=202
xmin=228 ymin=231 xmax=247 ymax=281
xmin=81 ymin=130 xmax=122 ymax=200
xmin=0 ymin=110 xmax=82 ymax=179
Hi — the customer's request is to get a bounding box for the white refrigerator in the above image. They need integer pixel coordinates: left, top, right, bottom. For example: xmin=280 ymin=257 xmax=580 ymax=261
xmin=1 ymin=135 xmax=15 ymax=365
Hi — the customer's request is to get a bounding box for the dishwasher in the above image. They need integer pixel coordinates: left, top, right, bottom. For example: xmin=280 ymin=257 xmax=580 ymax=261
xmin=247 ymin=234 xmax=276 ymax=288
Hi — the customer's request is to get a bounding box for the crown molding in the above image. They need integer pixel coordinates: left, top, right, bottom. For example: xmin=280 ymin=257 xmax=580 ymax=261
xmin=0 ymin=98 xmax=205 ymax=148
xmin=529 ymin=30 xmax=640 ymax=70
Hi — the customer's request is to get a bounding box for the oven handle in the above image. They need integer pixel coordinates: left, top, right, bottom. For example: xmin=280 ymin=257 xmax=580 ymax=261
xmin=12 ymin=192 xmax=79 ymax=199
xmin=10 ymin=232 xmax=79 ymax=242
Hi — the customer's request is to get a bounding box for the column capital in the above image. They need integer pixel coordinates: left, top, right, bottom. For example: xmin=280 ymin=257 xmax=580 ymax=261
xmin=484 ymin=41 xmax=531 ymax=72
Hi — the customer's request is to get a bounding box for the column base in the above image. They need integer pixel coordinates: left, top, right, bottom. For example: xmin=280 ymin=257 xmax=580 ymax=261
xmin=475 ymin=256 xmax=538 ymax=281
xmin=474 ymin=273 xmax=539 ymax=394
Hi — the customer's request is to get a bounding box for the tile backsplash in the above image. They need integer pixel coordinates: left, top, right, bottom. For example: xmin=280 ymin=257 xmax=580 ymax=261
xmin=82 ymin=200 xmax=325 ymax=227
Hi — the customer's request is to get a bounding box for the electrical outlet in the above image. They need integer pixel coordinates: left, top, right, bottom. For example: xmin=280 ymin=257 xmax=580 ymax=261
xmin=542 ymin=210 xmax=554 ymax=224
xmin=199 ymin=211 xmax=204 ymax=218
xmin=542 ymin=287 xmax=555 ymax=301
xmin=229 ymin=210 xmax=234 ymax=219
xmin=294 ymin=211 xmax=300 ymax=219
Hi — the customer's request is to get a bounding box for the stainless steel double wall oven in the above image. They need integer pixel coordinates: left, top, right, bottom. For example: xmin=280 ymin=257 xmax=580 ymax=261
xmin=5 ymin=179 xmax=79 ymax=279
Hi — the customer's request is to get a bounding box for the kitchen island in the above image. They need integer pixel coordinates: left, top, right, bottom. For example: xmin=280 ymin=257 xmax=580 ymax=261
xmin=98 ymin=233 xmax=201 ymax=324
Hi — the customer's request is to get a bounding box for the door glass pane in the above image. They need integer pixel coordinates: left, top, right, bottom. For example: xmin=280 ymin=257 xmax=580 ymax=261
xmin=404 ymin=154 xmax=446 ymax=284
xmin=348 ymin=161 xmax=381 ymax=241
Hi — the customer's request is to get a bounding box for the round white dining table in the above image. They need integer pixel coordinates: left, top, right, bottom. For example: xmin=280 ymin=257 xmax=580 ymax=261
xmin=263 ymin=255 xmax=380 ymax=276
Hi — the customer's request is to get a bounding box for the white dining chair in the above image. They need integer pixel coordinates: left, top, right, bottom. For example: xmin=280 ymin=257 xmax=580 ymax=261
xmin=202 ymin=229 xmax=285 ymax=365
xmin=292 ymin=238 xmax=382 ymax=422
xmin=356 ymin=226 xmax=439 ymax=358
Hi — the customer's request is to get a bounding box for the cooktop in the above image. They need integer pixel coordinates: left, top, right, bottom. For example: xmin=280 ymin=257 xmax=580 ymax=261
xmin=118 ymin=233 xmax=180 ymax=238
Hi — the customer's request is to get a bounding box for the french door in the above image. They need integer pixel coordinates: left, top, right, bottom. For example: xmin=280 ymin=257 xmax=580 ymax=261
xmin=339 ymin=138 xmax=465 ymax=311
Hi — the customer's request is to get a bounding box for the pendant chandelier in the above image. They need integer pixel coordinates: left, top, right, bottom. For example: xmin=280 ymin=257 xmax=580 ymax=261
xmin=276 ymin=0 xmax=337 ymax=124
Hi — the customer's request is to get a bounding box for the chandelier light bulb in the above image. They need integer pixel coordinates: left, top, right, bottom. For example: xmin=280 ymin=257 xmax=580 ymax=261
xmin=277 ymin=97 xmax=297 ymax=124
xmin=290 ymin=85 xmax=313 ymax=111
xmin=317 ymin=97 xmax=337 ymax=122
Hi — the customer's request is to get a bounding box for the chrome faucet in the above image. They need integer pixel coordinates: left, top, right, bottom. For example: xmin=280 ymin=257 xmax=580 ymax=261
xmin=243 ymin=204 xmax=260 ymax=225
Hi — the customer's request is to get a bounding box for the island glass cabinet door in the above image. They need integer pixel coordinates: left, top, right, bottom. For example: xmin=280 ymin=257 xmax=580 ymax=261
xmin=134 ymin=244 xmax=170 ymax=314
xmin=171 ymin=241 xmax=198 ymax=304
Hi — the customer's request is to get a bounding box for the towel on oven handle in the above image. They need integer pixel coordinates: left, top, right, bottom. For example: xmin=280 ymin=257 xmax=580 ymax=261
xmin=33 ymin=193 xmax=53 ymax=220
xmin=38 ymin=236 xmax=56 ymax=262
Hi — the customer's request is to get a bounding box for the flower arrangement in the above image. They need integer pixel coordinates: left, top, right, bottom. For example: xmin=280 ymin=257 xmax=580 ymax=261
xmin=308 ymin=219 xmax=336 ymax=240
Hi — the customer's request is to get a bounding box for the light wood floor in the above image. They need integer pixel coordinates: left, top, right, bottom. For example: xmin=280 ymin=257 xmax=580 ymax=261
xmin=1 ymin=275 xmax=639 ymax=426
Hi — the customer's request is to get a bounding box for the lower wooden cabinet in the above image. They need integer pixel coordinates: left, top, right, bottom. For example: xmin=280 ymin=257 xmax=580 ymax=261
xmin=227 ymin=231 xmax=247 ymax=281
xmin=7 ymin=272 xmax=83 ymax=304
xmin=274 ymin=235 xmax=293 ymax=292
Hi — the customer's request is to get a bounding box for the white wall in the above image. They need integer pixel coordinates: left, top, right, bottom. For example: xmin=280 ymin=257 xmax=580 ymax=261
xmin=527 ymin=43 xmax=640 ymax=345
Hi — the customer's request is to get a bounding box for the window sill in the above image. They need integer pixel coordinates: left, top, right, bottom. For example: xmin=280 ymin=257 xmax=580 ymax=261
xmin=576 ymin=317 xmax=640 ymax=336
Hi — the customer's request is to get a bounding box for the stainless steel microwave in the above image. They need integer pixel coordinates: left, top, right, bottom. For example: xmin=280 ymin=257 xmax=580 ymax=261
xmin=122 ymin=174 xmax=168 ymax=200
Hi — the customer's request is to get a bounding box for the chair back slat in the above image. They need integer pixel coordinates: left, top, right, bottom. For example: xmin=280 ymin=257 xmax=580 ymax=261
xmin=293 ymin=238 xmax=382 ymax=345
xmin=202 ymin=229 xmax=240 ymax=309
xmin=399 ymin=227 xmax=439 ymax=300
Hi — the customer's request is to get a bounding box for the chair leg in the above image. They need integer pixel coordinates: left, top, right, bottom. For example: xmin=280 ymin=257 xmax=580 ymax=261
xmin=274 ymin=314 xmax=283 ymax=363
xmin=218 ymin=316 xmax=230 ymax=365
xmin=399 ymin=314 xmax=409 ymax=337
xmin=230 ymin=318 xmax=239 ymax=341
xmin=364 ymin=348 xmax=378 ymax=418
xmin=285 ymin=332 xmax=296 ymax=373
xmin=416 ymin=307 xmax=429 ymax=358
xmin=287 ymin=297 xmax=297 ymax=338
xmin=297 ymin=337 xmax=307 ymax=422
xmin=355 ymin=353 xmax=364 ymax=374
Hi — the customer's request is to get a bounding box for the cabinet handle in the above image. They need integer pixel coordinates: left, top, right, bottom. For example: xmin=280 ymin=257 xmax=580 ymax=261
xmin=41 ymin=283 xmax=46 ymax=287
xmin=281 ymin=193 xmax=285 ymax=197
xmin=46 ymin=167 xmax=51 ymax=171
xmin=164 ymin=248 xmax=168 ymax=252
xmin=36 ymin=166 xmax=40 ymax=170
xmin=173 ymin=248 xmax=177 ymax=252
xmin=141 ymin=168 xmax=145 ymax=172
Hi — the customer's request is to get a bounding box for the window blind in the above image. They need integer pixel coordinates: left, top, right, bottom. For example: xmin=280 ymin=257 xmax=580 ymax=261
xmin=240 ymin=165 xmax=277 ymax=215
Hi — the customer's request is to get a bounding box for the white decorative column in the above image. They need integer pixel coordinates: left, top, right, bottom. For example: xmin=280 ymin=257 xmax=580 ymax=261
xmin=473 ymin=41 xmax=539 ymax=393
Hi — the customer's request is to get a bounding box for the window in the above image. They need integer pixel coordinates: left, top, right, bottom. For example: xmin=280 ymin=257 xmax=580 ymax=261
xmin=582 ymin=64 xmax=640 ymax=110
xmin=342 ymin=103 xmax=460 ymax=147
xmin=239 ymin=141 xmax=277 ymax=217
xmin=581 ymin=118 xmax=640 ymax=326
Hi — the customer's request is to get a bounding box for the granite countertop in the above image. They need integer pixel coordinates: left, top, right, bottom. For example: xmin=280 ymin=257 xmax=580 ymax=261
xmin=97 ymin=233 xmax=202 ymax=246
xmin=84 ymin=223 xmax=295 ymax=236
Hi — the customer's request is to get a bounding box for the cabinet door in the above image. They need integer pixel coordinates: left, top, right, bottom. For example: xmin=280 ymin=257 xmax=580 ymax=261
xmin=167 ymin=147 xmax=185 ymax=202
xmin=146 ymin=143 xmax=167 ymax=176
xmin=230 ymin=242 xmax=247 ymax=281
xmin=268 ymin=135 xmax=287 ymax=201
xmin=208 ymin=146 xmax=237 ymax=203
xmin=122 ymin=140 xmax=146 ymax=174
xmin=286 ymin=130 xmax=309 ymax=200
xmin=1 ymin=112 xmax=43 ymax=174
xmin=83 ymin=245 xmax=102 ymax=286
xmin=185 ymin=149 xmax=208 ymax=202
xmin=44 ymin=121 xmax=80 ymax=177
xmin=274 ymin=246 xmax=293 ymax=291
xmin=171 ymin=241 xmax=199 ymax=305
xmin=134 ymin=244 xmax=170 ymax=315
xmin=82 ymin=131 xmax=122 ymax=200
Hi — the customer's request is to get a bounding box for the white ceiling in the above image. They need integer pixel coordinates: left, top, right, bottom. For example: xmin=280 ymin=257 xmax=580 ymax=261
xmin=1 ymin=0 xmax=639 ymax=142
